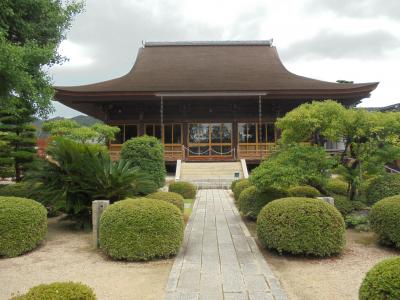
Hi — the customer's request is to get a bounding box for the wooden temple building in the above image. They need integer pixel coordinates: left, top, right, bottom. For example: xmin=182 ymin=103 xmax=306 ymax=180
xmin=54 ymin=40 xmax=378 ymax=163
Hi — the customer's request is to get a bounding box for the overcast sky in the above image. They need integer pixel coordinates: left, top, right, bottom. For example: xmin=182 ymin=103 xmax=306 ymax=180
xmin=49 ymin=0 xmax=400 ymax=118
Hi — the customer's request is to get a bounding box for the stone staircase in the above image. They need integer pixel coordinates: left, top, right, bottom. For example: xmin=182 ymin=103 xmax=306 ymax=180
xmin=179 ymin=161 xmax=245 ymax=189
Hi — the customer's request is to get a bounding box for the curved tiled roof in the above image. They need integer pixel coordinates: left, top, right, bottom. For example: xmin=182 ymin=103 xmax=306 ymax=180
xmin=55 ymin=41 xmax=378 ymax=99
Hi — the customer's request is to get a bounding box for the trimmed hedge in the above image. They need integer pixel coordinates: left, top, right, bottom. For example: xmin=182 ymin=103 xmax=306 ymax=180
xmin=146 ymin=191 xmax=184 ymax=212
xmin=99 ymin=198 xmax=183 ymax=261
xmin=370 ymin=195 xmax=400 ymax=248
xmin=359 ymin=257 xmax=400 ymax=300
xmin=11 ymin=282 xmax=96 ymax=300
xmin=168 ymin=181 xmax=196 ymax=199
xmin=238 ymin=186 xmax=288 ymax=220
xmin=326 ymin=178 xmax=348 ymax=196
xmin=288 ymin=185 xmax=320 ymax=198
xmin=366 ymin=174 xmax=400 ymax=205
xmin=230 ymin=179 xmax=240 ymax=191
xmin=233 ymin=179 xmax=251 ymax=201
xmin=333 ymin=194 xmax=354 ymax=216
xmin=120 ymin=136 xmax=166 ymax=188
xmin=257 ymin=197 xmax=346 ymax=256
xmin=0 ymin=196 xmax=47 ymax=258
xmin=0 ymin=182 xmax=42 ymax=199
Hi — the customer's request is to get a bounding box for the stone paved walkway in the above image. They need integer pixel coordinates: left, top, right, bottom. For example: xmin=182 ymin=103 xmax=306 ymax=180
xmin=165 ymin=189 xmax=288 ymax=300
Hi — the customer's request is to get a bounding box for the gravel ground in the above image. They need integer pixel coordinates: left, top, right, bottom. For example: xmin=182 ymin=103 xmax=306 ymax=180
xmin=245 ymin=221 xmax=399 ymax=300
xmin=0 ymin=216 xmax=172 ymax=300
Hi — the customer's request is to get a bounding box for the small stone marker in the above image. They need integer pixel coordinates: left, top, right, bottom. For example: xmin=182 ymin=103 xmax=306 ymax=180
xmin=316 ymin=197 xmax=335 ymax=206
xmin=92 ymin=200 xmax=110 ymax=248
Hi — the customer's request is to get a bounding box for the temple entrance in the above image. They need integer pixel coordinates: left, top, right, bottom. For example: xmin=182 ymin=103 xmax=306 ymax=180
xmin=187 ymin=123 xmax=233 ymax=159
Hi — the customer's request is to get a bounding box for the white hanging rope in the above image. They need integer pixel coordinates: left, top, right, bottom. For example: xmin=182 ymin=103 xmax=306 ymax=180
xmin=182 ymin=146 xmax=235 ymax=156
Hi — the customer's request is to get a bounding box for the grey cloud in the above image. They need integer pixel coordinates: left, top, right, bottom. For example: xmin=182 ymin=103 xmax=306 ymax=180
xmin=281 ymin=30 xmax=400 ymax=61
xmin=50 ymin=0 xmax=223 ymax=86
xmin=306 ymin=0 xmax=400 ymax=19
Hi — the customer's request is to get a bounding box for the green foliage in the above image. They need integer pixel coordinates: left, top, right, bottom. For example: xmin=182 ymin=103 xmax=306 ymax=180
xmin=352 ymin=200 xmax=367 ymax=211
xmin=277 ymin=100 xmax=400 ymax=200
xmin=370 ymin=195 xmax=400 ymax=248
xmin=232 ymin=179 xmax=251 ymax=201
xmin=288 ymin=185 xmax=320 ymax=198
xmin=0 ymin=0 xmax=83 ymax=117
xmin=345 ymin=213 xmax=370 ymax=231
xmin=0 ymin=103 xmax=37 ymax=181
xmin=146 ymin=191 xmax=184 ymax=212
xmin=333 ymin=194 xmax=354 ymax=216
xmin=359 ymin=257 xmax=400 ymax=300
xmin=366 ymin=174 xmax=400 ymax=205
xmin=169 ymin=181 xmax=197 ymax=199
xmin=276 ymin=100 xmax=347 ymax=145
xmin=42 ymin=119 xmax=120 ymax=144
xmin=230 ymin=179 xmax=240 ymax=191
xmin=11 ymin=282 xmax=96 ymax=300
xmin=257 ymin=197 xmax=346 ymax=256
xmin=326 ymin=178 xmax=348 ymax=196
xmin=250 ymin=144 xmax=334 ymax=191
xmin=238 ymin=186 xmax=288 ymax=220
xmin=120 ymin=136 xmax=166 ymax=188
xmin=0 ymin=196 xmax=47 ymax=257
xmin=28 ymin=138 xmax=156 ymax=228
xmin=99 ymin=198 xmax=184 ymax=261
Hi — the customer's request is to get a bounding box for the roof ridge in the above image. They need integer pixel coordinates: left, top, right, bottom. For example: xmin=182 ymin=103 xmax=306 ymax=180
xmin=143 ymin=40 xmax=273 ymax=47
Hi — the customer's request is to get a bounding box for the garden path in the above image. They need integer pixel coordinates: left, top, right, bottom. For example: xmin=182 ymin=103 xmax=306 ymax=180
xmin=165 ymin=189 xmax=288 ymax=300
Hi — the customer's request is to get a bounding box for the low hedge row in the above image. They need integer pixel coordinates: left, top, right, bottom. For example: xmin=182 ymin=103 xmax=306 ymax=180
xmin=0 ymin=196 xmax=47 ymax=258
xmin=257 ymin=197 xmax=346 ymax=257
xmin=366 ymin=174 xmax=400 ymax=205
xmin=169 ymin=181 xmax=196 ymax=199
xmin=233 ymin=179 xmax=251 ymax=201
xmin=288 ymin=185 xmax=320 ymax=198
xmin=238 ymin=186 xmax=287 ymax=220
xmin=146 ymin=191 xmax=184 ymax=212
xmin=11 ymin=282 xmax=96 ymax=300
xmin=99 ymin=198 xmax=184 ymax=261
xmin=326 ymin=178 xmax=348 ymax=196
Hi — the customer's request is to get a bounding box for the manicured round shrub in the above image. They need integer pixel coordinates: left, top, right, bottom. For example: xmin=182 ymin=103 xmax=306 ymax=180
xmin=11 ymin=282 xmax=96 ymax=300
xmin=230 ymin=179 xmax=240 ymax=191
xmin=238 ymin=186 xmax=288 ymax=220
xmin=359 ymin=257 xmax=400 ymax=300
xmin=169 ymin=181 xmax=196 ymax=199
xmin=257 ymin=197 xmax=346 ymax=256
xmin=288 ymin=185 xmax=320 ymax=198
xmin=233 ymin=179 xmax=251 ymax=201
xmin=333 ymin=195 xmax=354 ymax=216
xmin=326 ymin=178 xmax=348 ymax=196
xmin=366 ymin=174 xmax=400 ymax=205
xmin=0 ymin=196 xmax=47 ymax=258
xmin=369 ymin=195 xmax=400 ymax=248
xmin=99 ymin=198 xmax=184 ymax=261
xmin=146 ymin=191 xmax=184 ymax=212
xmin=120 ymin=136 xmax=166 ymax=188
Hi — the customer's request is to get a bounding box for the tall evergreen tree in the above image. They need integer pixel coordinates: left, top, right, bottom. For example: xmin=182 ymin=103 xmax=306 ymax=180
xmin=0 ymin=102 xmax=37 ymax=181
xmin=0 ymin=131 xmax=13 ymax=178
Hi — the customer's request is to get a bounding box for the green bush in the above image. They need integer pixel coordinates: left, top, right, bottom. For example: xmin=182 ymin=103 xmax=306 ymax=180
xmin=169 ymin=181 xmax=196 ymax=199
xmin=230 ymin=179 xmax=240 ymax=191
xmin=333 ymin=194 xmax=354 ymax=216
xmin=326 ymin=178 xmax=348 ymax=196
xmin=238 ymin=186 xmax=288 ymax=220
xmin=233 ymin=179 xmax=251 ymax=201
xmin=99 ymin=198 xmax=184 ymax=261
xmin=0 ymin=196 xmax=47 ymax=257
xmin=0 ymin=182 xmax=40 ymax=199
xmin=369 ymin=195 xmax=400 ymax=248
xmin=146 ymin=191 xmax=184 ymax=212
xmin=120 ymin=136 xmax=166 ymax=188
xmin=11 ymin=282 xmax=96 ymax=300
xmin=366 ymin=174 xmax=400 ymax=205
xmin=288 ymin=185 xmax=320 ymax=198
xmin=257 ymin=197 xmax=346 ymax=256
xmin=359 ymin=257 xmax=400 ymax=300
xmin=345 ymin=213 xmax=370 ymax=231
xmin=352 ymin=200 xmax=367 ymax=211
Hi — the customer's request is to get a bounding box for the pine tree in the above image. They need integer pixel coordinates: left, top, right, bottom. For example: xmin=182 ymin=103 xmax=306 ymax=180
xmin=0 ymin=102 xmax=37 ymax=181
